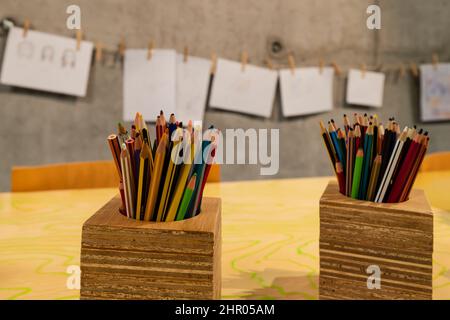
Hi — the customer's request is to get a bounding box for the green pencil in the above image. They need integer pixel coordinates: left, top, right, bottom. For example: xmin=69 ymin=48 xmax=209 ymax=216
xmin=176 ymin=174 xmax=197 ymax=221
xmin=351 ymin=148 xmax=364 ymax=199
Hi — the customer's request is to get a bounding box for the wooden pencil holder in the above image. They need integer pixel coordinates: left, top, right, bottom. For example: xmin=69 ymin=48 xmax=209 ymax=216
xmin=319 ymin=181 xmax=433 ymax=300
xmin=80 ymin=195 xmax=222 ymax=300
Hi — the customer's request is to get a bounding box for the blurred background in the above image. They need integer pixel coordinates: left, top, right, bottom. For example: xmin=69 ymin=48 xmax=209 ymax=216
xmin=1 ymin=0 xmax=450 ymax=192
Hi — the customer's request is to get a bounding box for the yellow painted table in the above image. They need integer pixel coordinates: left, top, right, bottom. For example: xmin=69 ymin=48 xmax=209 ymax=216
xmin=0 ymin=173 xmax=449 ymax=300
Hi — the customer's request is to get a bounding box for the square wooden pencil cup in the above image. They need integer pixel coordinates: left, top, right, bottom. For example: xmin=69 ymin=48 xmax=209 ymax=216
xmin=319 ymin=181 xmax=433 ymax=300
xmin=80 ymin=195 xmax=222 ymax=300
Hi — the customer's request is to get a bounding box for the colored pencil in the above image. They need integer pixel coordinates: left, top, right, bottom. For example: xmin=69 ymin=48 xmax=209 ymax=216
xmin=125 ymin=138 xmax=137 ymax=187
xmin=320 ymin=121 xmax=337 ymax=171
xmin=121 ymin=143 xmax=135 ymax=219
xmin=345 ymin=129 xmax=354 ymax=196
xmin=194 ymin=133 xmax=218 ymax=216
xmin=375 ymin=127 xmax=408 ymax=203
xmin=337 ymin=128 xmax=347 ymax=171
xmin=343 ymin=114 xmax=351 ymax=136
xmin=366 ymin=154 xmax=382 ymax=201
xmin=387 ymin=132 xmax=423 ymax=203
xmin=176 ymin=174 xmax=197 ymax=221
xmin=134 ymin=134 xmax=142 ymax=185
xmin=156 ymin=139 xmax=181 ymax=222
xmin=351 ymin=148 xmax=364 ymax=199
xmin=135 ymin=142 xmax=151 ymax=220
xmin=144 ymin=133 xmax=168 ymax=221
xmin=107 ymin=134 xmax=122 ymax=179
xmin=165 ymin=138 xmax=193 ymax=221
xmin=320 ymin=114 xmax=430 ymax=204
xmin=359 ymin=124 xmax=373 ymax=200
xmin=336 ymin=162 xmax=345 ymax=194
xmin=329 ymin=122 xmax=345 ymax=169
xmin=400 ymin=136 xmax=429 ymax=201
xmin=107 ymin=112 xmax=213 ymax=222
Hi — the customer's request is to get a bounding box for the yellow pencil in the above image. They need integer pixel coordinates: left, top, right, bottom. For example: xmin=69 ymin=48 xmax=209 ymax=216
xmin=165 ymin=131 xmax=193 ymax=222
xmin=143 ymin=133 xmax=168 ymax=221
xmin=156 ymin=139 xmax=181 ymax=222
xmin=366 ymin=154 xmax=382 ymax=201
xmin=135 ymin=142 xmax=151 ymax=220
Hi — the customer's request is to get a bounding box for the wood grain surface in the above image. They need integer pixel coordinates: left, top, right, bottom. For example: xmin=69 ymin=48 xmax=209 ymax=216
xmin=320 ymin=181 xmax=433 ymax=300
xmin=80 ymin=196 xmax=221 ymax=300
xmin=1 ymin=173 xmax=450 ymax=300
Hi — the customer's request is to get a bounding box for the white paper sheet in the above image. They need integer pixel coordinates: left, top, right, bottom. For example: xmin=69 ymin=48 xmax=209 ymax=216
xmin=176 ymin=54 xmax=211 ymax=124
xmin=0 ymin=27 xmax=93 ymax=97
xmin=209 ymin=58 xmax=278 ymax=118
xmin=123 ymin=49 xmax=176 ymax=122
xmin=279 ymin=67 xmax=334 ymax=117
xmin=346 ymin=69 xmax=385 ymax=108
xmin=420 ymin=63 xmax=450 ymax=122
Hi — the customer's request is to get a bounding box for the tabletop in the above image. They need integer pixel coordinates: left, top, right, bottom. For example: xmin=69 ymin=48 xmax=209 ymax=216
xmin=1 ymin=172 xmax=449 ymax=300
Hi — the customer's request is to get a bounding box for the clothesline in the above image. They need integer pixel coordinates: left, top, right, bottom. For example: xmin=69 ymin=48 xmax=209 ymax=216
xmin=0 ymin=17 xmax=447 ymax=78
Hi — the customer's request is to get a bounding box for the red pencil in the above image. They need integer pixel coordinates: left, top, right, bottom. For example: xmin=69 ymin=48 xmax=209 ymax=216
xmin=336 ymin=161 xmax=345 ymax=195
xmin=197 ymin=140 xmax=217 ymax=208
xmin=386 ymin=134 xmax=422 ymax=203
xmin=400 ymin=135 xmax=429 ymax=201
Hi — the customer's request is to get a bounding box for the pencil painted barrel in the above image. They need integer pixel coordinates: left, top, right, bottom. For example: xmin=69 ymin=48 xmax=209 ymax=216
xmin=80 ymin=195 xmax=221 ymax=300
xmin=319 ymin=181 xmax=433 ymax=300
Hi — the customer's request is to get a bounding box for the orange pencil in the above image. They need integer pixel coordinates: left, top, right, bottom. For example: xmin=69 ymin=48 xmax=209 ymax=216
xmin=143 ymin=133 xmax=168 ymax=221
xmin=107 ymin=134 xmax=122 ymax=179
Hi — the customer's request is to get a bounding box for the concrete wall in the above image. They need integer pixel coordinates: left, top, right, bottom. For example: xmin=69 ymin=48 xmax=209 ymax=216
xmin=1 ymin=0 xmax=450 ymax=191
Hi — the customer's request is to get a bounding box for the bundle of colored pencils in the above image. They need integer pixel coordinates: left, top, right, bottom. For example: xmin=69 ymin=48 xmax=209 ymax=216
xmin=107 ymin=111 xmax=217 ymax=221
xmin=319 ymin=113 xmax=430 ymax=203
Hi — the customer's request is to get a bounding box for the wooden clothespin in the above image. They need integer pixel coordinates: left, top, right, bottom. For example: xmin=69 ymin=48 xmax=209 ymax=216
xmin=360 ymin=63 xmax=367 ymax=78
xmin=287 ymin=51 xmax=295 ymax=75
xmin=23 ymin=19 xmax=30 ymax=37
xmin=241 ymin=50 xmax=248 ymax=72
xmin=210 ymin=52 xmax=217 ymax=75
xmin=118 ymin=37 xmax=126 ymax=58
xmin=264 ymin=57 xmax=274 ymax=70
xmin=319 ymin=59 xmax=324 ymax=74
xmin=147 ymin=40 xmax=154 ymax=60
xmin=331 ymin=61 xmax=341 ymax=76
xmin=432 ymin=53 xmax=439 ymax=70
xmin=76 ymin=29 xmax=82 ymax=51
xmin=410 ymin=62 xmax=419 ymax=78
xmin=183 ymin=46 xmax=189 ymax=63
xmin=95 ymin=42 xmax=103 ymax=63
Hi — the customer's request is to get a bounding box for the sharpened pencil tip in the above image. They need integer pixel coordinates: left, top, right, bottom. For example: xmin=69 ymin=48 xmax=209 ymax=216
xmin=188 ymin=174 xmax=197 ymax=189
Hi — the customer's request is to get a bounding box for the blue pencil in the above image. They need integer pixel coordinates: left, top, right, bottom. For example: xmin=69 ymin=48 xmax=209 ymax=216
xmin=359 ymin=125 xmax=373 ymax=200
xmin=329 ymin=123 xmax=345 ymax=168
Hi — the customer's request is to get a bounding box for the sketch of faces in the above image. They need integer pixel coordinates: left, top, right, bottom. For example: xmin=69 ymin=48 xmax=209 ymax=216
xmin=41 ymin=45 xmax=55 ymax=62
xmin=17 ymin=41 xmax=34 ymax=59
xmin=16 ymin=41 xmax=77 ymax=69
xmin=61 ymin=49 xmax=76 ymax=68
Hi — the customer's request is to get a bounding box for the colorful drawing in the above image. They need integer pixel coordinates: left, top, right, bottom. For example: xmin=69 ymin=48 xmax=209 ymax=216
xmin=420 ymin=63 xmax=450 ymax=122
